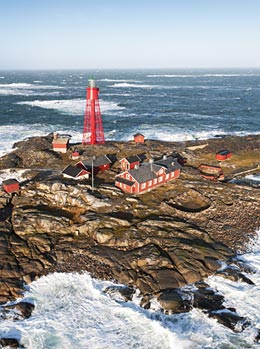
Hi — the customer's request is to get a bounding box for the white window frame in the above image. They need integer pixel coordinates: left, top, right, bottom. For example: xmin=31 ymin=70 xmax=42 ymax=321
xmin=141 ymin=183 xmax=146 ymax=189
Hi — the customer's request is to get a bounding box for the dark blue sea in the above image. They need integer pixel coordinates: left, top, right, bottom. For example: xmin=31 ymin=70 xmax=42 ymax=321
xmin=0 ymin=69 xmax=260 ymax=348
xmin=0 ymin=69 xmax=260 ymax=156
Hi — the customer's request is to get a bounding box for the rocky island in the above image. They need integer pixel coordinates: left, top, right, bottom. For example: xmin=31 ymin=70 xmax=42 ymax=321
xmin=0 ymin=133 xmax=260 ymax=344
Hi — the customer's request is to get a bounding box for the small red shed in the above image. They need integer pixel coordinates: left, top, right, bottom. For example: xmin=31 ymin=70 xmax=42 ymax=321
xmin=52 ymin=134 xmax=70 ymax=153
xmin=71 ymin=151 xmax=80 ymax=160
xmin=216 ymin=150 xmax=232 ymax=161
xmin=2 ymin=179 xmax=20 ymax=194
xmin=133 ymin=133 xmax=145 ymax=144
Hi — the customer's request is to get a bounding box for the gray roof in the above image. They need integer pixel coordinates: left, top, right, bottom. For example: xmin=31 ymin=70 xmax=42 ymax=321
xmin=128 ymin=156 xmax=181 ymax=184
xmin=2 ymin=179 xmax=19 ymax=185
xmin=154 ymin=156 xmax=182 ymax=173
xmin=122 ymin=155 xmax=141 ymax=163
xmin=81 ymin=155 xmax=112 ymax=168
xmin=62 ymin=165 xmax=87 ymax=178
xmin=115 ymin=177 xmax=135 ymax=186
xmin=128 ymin=164 xmax=158 ymax=184
xmin=121 ymin=153 xmax=146 ymax=164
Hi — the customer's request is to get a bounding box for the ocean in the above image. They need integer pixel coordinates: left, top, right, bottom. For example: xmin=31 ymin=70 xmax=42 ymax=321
xmin=0 ymin=69 xmax=260 ymax=348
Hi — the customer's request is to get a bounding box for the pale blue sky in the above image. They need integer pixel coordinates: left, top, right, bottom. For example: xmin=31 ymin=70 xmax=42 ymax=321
xmin=0 ymin=0 xmax=260 ymax=69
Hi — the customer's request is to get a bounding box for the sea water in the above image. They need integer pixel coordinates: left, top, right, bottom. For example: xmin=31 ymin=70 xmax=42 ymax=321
xmin=0 ymin=69 xmax=260 ymax=348
xmin=0 ymin=230 xmax=259 ymax=349
xmin=0 ymin=69 xmax=260 ymax=155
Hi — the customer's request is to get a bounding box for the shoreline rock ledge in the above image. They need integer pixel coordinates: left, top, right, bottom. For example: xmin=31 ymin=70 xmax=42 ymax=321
xmin=0 ymin=134 xmax=260 ymax=339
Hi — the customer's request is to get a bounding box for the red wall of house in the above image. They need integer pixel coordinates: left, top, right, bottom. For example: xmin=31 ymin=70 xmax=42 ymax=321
xmin=3 ymin=183 xmax=20 ymax=193
xmin=116 ymin=168 xmax=180 ymax=194
xmin=134 ymin=135 xmax=145 ymax=143
xmin=121 ymin=160 xmax=140 ymax=171
xmin=98 ymin=164 xmax=110 ymax=171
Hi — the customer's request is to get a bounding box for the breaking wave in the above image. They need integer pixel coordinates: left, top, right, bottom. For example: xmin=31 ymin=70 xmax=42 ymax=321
xmin=0 ymin=231 xmax=260 ymax=348
xmin=110 ymin=83 xmax=160 ymax=89
xmin=0 ymin=273 xmax=191 ymax=349
xmin=99 ymin=79 xmax=140 ymax=82
xmin=147 ymin=74 xmax=260 ymax=78
xmin=0 ymin=83 xmax=63 ymax=96
xmin=17 ymin=99 xmax=125 ymax=115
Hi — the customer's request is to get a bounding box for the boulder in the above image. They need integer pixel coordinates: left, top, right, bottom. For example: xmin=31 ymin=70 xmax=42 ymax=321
xmin=158 ymin=289 xmax=191 ymax=314
xmin=104 ymin=285 xmax=135 ymax=302
xmin=209 ymin=310 xmax=250 ymax=332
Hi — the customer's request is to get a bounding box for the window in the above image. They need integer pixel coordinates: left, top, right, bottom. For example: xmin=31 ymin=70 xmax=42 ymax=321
xmin=126 ymin=173 xmax=130 ymax=179
xmin=158 ymin=176 xmax=163 ymax=183
xmin=166 ymin=174 xmax=169 ymax=180
xmin=153 ymin=178 xmax=157 ymax=184
xmin=141 ymin=183 xmax=146 ymax=189
xmin=148 ymin=180 xmax=152 ymax=187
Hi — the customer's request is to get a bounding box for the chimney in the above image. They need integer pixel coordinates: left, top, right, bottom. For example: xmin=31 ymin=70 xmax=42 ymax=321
xmin=149 ymin=158 xmax=154 ymax=171
xmin=53 ymin=132 xmax=58 ymax=140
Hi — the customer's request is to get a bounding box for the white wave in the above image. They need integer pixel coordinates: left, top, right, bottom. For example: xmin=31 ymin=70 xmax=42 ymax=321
xmin=0 ymin=124 xmax=88 ymax=158
xmin=245 ymin=174 xmax=260 ymax=182
xmin=17 ymin=98 xmax=125 ymax=115
xmin=99 ymin=79 xmax=140 ymax=82
xmin=0 ymin=169 xmax=27 ymax=185
xmin=0 ymin=273 xmax=191 ymax=349
xmin=0 ymin=124 xmax=53 ymax=157
xmin=0 ymin=83 xmax=63 ymax=96
xmin=120 ymin=126 xmax=260 ymax=143
xmin=147 ymin=73 xmax=260 ymax=78
xmin=121 ymin=127 xmax=228 ymax=142
xmin=111 ymin=83 xmax=160 ymax=89
xmin=0 ymin=76 xmax=5 ymax=79
xmin=207 ymin=231 xmax=260 ymax=333
xmin=0 ymin=83 xmax=63 ymax=90
xmin=1 ymin=242 xmax=260 ymax=349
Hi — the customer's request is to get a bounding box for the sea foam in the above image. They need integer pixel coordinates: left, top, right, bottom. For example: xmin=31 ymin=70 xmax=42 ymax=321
xmin=17 ymin=99 xmax=125 ymax=115
xmin=0 ymin=273 xmax=191 ymax=349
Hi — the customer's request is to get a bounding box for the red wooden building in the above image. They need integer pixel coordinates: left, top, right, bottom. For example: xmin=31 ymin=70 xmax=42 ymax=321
xmin=120 ymin=154 xmax=146 ymax=171
xmin=2 ymin=179 xmax=20 ymax=194
xmin=77 ymin=155 xmax=113 ymax=174
xmin=133 ymin=133 xmax=145 ymax=144
xmin=216 ymin=150 xmax=232 ymax=161
xmin=115 ymin=155 xmax=181 ymax=194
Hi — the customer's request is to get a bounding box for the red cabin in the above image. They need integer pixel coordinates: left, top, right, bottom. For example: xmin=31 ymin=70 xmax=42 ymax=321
xmin=2 ymin=179 xmax=20 ymax=194
xmin=133 ymin=133 xmax=145 ymax=144
xmin=216 ymin=150 xmax=232 ymax=161
xmin=120 ymin=154 xmax=146 ymax=171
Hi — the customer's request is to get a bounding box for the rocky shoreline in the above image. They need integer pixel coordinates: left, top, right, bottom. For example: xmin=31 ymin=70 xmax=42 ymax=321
xmin=0 ymin=133 xmax=260 ymax=346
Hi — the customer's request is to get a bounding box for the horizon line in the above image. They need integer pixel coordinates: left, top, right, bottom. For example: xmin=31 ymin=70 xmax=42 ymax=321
xmin=0 ymin=66 xmax=260 ymax=71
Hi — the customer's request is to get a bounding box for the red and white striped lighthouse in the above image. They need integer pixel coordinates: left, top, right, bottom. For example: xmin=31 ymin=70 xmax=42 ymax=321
xmin=82 ymin=78 xmax=105 ymax=145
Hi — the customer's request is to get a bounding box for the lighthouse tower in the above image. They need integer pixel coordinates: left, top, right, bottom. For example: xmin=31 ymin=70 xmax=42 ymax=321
xmin=82 ymin=79 xmax=105 ymax=145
